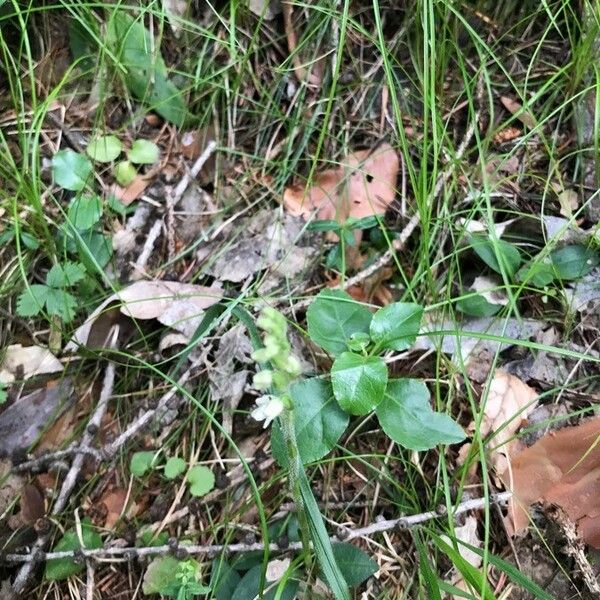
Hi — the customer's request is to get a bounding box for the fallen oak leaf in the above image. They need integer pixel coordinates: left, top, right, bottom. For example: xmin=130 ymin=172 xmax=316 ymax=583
xmin=501 ymin=417 xmax=600 ymax=547
xmin=283 ymin=143 xmax=399 ymax=224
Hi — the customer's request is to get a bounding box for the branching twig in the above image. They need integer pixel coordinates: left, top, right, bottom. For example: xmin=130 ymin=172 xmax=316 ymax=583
xmin=5 ymin=492 xmax=511 ymax=565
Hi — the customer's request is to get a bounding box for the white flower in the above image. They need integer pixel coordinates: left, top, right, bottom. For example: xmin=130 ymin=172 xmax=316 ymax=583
xmin=251 ymin=395 xmax=284 ymax=428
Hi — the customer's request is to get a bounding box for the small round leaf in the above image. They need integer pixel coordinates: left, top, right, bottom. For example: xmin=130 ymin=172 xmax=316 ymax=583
xmin=187 ymin=465 xmax=215 ymax=497
xmin=551 ymin=245 xmax=599 ymax=281
xmin=114 ymin=160 xmax=137 ymax=186
xmin=164 ymin=457 xmax=186 ymax=480
xmin=86 ymin=135 xmax=122 ymax=162
xmin=130 ymin=451 xmax=157 ymax=477
xmin=67 ymin=195 xmax=102 ymax=230
xmin=331 ymin=352 xmax=387 ymax=416
xmin=128 ymin=139 xmax=160 ymax=164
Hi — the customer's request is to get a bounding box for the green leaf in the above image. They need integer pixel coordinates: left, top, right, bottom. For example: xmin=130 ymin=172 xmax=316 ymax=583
xmin=307 ymin=289 xmax=373 ymax=356
xmin=516 ymin=261 xmax=555 ymax=287
xmin=0 ymin=384 xmax=7 ymax=405
xmin=77 ymin=230 xmax=113 ymax=270
xmin=332 ymin=543 xmax=378 ymax=587
xmin=114 ymin=160 xmax=137 ymax=186
xmin=376 ymin=379 xmax=465 ymax=451
xmin=211 ymin=560 xmax=241 ymax=600
xmin=107 ymin=12 xmax=187 ymax=126
xmin=142 ymin=556 xmax=182 ymax=595
xmin=345 ymin=215 xmax=380 ymax=230
xmin=370 ymin=302 xmax=423 ymax=351
xmin=331 ymin=352 xmax=387 ymax=416
xmin=299 ymin=470 xmax=350 ymax=600
xmin=130 ymin=451 xmax=157 ymax=477
xmin=187 ymin=465 xmax=215 ymax=497
xmin=45 ymin=518 xmax=102 ymax=581
xmin=45 ymin=288 xmax=78 ymax=322
xmin=470 ymin=235 xmax=521 ymax=278
xmin=231 ymin=564 xmax=298 ymax=600
xmin=67 ymin=195 xmax=103 ymax=230
xmin=164 ymin=457 xmax=186 ymax=479
xmin=16 ymin=284 xmax=50 ymax=317
xmin=550 ymin=245 xmax=599 ymax=281
xmin=52 ymin=149 xmax=93 ymax=191
xmin=271 ymin=378 xmax=349 ymax=465
xmin=456 ymin=294 xmax=502 ymax=317
xmin=86 ymin=135 xmax=122 ymax=162
xmin=307 ymin=219 xmax=341 ymax=232
xmin=128 ymin=139 xmax=160 ymax=164
xmin=414 ymin=531 xmax=443 ymax=600
xmin=46 ymin=262 xmax=85 ymax=288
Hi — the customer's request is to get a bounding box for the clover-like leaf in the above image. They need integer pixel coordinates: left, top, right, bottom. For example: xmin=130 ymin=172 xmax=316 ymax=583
xmin=128 ymin=139 xmax=160 ymax=164
xmin=376 ymin=379 xmax=465 ymax=451
xmin=67 ymin=195 xmax=103 ymax=230
xmin=52 ymin=149 xmax=93 ymax=191
xmin=370 ymin=302 xmax=423 ymax=351
xmin=331 ymin=352 xmax=387 ymax=416
xmin=46 ymin=262 xmax=85 ymax=288
xmin=16 ymin=284 xmax=50 ymax=317
xmin=272 ymin=378 xmax=349 ymax=465
xmin=307 ymin=289 xmax=372 ymax=356
xmin=86 ymin=135 xmax=122 ymax=162
xmin=187 ymin=465 xmax=215 ymax=497
xmin=45 ymin=288 xmax=78 ymax=322
xmin=164 ymin=457 xmax=186 ymax=479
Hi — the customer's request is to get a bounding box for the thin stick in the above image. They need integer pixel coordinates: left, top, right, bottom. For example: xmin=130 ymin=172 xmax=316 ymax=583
xmin=5 ymin=492 xmax=511 ymax=564
xmin=172 ymin=140 xmax=217 ymax=206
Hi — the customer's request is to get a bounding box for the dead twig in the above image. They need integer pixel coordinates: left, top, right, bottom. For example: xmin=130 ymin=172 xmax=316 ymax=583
xmin=5 ymin=492 xmax=511 ymax=564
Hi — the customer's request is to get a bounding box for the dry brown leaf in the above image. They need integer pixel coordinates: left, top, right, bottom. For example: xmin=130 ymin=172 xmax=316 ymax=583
xmin=67 ymin=281 xmax=223 ymax=349
xmin=500 ymin=96 xmax=537 ymax=129
xmin=283 ymin=144 xmax=399 ymax=223
xmin=558 ymin=189 xmax=579 ymax=218
xmin=110 ymin=174 xmax=152 ymax=206
xmin=0 ymin=344 xmax=63 ymax=384
xmin=100 ymin=487 xmax=128 ymax=530
xmin=502 ymin=417 xmax=600 ymax=547
xmin=493 ymin=125 xmax=522 ymax=144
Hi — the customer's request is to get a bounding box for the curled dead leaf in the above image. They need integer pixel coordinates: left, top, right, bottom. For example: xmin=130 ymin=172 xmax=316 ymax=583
xmin=0 ymin=344 xmax=63 ymax=384
xmin=283 ymin=143 xmax=399 ymax=223
xmin=502 ymin=417 xmax=600 ymax=548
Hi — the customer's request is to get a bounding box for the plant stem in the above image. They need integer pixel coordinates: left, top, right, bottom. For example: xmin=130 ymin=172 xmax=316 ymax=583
xmin=279 ymin=404 xmax=313 ymax=572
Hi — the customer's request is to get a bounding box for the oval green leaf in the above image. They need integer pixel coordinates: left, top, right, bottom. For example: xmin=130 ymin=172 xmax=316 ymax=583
xmin=370 ymin=302 xmax=423 ymax=351
xmin=307 ymin=289 xmax=372 ymax=356
xmin=271 ymin=378 xmax=349 ymax=465
xmin=376 ymin=379 xmax=465 ymax=451
xmin=550 ymin=245 xmax=599 ymax=281
xmin=332 ymin=543 xmax=378 ymax=587
xmin=128 ymin=139 xmax=160 ymax=164
xmin=331 ymin=352 xmax=387 ymax=416
xmin=456 ymin=294 xmax=502 ymax=317
xmin=52 ymin=149 xmax=93 ymax=191
xmin=67 ymin=195 xmax=102 ymax=230
xmin=130 ymin=450 xmax=157 ymax=477
xmin=470 ymin=236 xmax=521 ymax=278
xmin=114 ymin=160 xmax=137 ymax=186
xmin=86 ymin=135 xmax=122 ymax=162
xmin=164 ymin=456 xmax=186 ymax=479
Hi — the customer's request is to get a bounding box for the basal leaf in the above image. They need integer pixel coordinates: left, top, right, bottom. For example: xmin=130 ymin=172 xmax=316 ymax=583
xmin=77 ymin=230 xmax=113 ymax=270
xmin=370 ymin=302 xmax=423 ymax=351
xmin=45 ymin=288 xmax=78 ymax=322
xmin=307 ymin=289 xmax=372 ymax=356
xmin=470 ymin=236 xmax=521 ymax=278
xmin=211 ymin=559 xmax=241 ymax=600
xmin=128 ymin=139 xmax=160 ymax=164
xmin=331 ymin=352 xmax=387 ymax=416
xmin=164 ymin=457 xmax=186 ymax=479
xmin=130 ymin=450 xmax=157 ymax=477
xmin=52 ymin=149 xmax=93 ymax=191
xmin=231 ymin=564 xmax=298 ymax=600
xmin=271 ymin=378 xmax=349 ymax=465
xmin=68 ymin=195 xmax=103 ymax=230
xmin=46 ymin=262 xmax=85 ymax=288
xmin=551 ymin=245 xmax=599 ymax=281
xmin=142 ymin=556 xmax=182 ymax=595
xmin=45 ymin=518 xmax=102 ymax=581
xmin=376 ymin=379 xmax=465 ymax=451
xmin=516 ymin=261 xmax=555 ymax=287
xmin=332 ymin=543 xmax=378 ymax=587
xmin=114 ymin=160 xmax=137 ymax=186
xmin=86 ymin=135 xmax=122 ymax=162
xmin=456 ymin=294 xmax=502 ymax=317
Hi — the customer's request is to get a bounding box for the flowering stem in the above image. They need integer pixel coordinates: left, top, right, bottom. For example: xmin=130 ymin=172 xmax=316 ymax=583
xmin=279 ymin=403 xmax=313 ymax=572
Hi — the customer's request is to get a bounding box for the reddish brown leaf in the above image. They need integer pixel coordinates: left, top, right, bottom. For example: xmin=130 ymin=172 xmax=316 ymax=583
xmin=502 ymin=417 xmax=600 ymax=547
